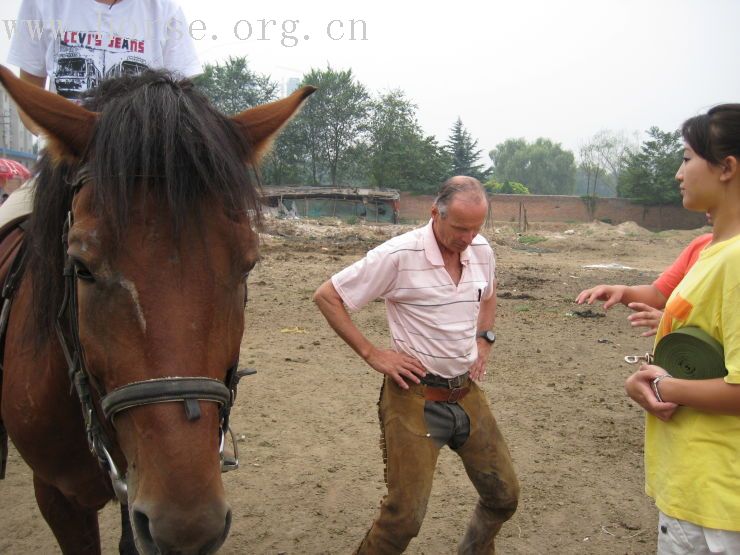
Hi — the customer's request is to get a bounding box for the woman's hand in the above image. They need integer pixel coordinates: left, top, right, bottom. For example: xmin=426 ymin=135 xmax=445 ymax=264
xmin=625 ymin=364 xmax=678 ymax=421
xmin=627 ymin=302 xmax=663 ymax=337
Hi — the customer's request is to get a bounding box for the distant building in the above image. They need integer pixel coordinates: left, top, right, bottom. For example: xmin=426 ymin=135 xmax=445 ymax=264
xmin=0 ymin=87 xmax=36 ymax=169
xmin=263 ymin=186 xmax=400 ymax=224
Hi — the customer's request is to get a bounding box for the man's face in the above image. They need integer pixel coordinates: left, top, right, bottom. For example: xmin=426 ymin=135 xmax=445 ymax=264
xmin=431 ymin=195 xmax=488 ymax=254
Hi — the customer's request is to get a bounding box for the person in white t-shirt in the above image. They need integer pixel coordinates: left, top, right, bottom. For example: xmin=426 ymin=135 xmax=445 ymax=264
xmin=9 ymin=0 xmax=201 ymax=106
xmin=0 ymin=0 xmax=201 ymax=225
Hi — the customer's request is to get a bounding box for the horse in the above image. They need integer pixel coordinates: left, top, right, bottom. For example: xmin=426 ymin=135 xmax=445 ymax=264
xmin=0 ymin=66 xmax=314 ymax=554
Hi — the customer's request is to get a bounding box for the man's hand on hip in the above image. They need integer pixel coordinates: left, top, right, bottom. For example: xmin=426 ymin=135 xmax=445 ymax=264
xmin=470 ymin=341 xmax=492 ymax=382
xmin=365 ymin=348 xmax=426 ymax=389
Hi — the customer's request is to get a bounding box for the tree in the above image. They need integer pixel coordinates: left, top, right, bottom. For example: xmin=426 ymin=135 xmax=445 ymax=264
xmin=338 ymin=142 xmax=372 ymax=186
xmin=484 ymin=178 xmax=530 ymax=194
xmin=489 ymin=138 xmax=576 ymax=195
xmin=261 ymin=121 xmax=310 ymax=185
xmin=577 ymin=130 xmax=637 ymax=198
xmin=445 ymin=118 xmax=490 ymax=181
xmin=367 ymin=89 xmax=450 ymax=192
xmin=579 ymin=141 xmax=606 ymax=199
xmin=618 ymin=127 xmax=683 ymax=204
xmin=194 ymin=56 xmax=277 ymax=115
xmin=297 ymin=66 xmax=371 ymax=185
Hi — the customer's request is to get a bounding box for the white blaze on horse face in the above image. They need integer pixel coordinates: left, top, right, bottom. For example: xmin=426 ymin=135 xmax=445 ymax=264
xmin=78 ymin=230 xmax=98 ymax=254
xmin=118 ymin=277 xmax=147 ymax=334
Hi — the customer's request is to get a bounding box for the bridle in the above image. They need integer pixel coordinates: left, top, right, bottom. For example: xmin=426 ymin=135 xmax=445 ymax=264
xmin=54 ymin=168 xmax=251 ymax=503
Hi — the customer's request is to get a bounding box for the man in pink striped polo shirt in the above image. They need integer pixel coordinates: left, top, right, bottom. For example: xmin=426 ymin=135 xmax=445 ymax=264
xmin=314 ymin=176 xmax=519 ymax=554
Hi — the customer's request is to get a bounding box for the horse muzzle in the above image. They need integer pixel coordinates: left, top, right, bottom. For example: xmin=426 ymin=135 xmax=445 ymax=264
xmin=131 ymin=498 xmax=231 ymax=555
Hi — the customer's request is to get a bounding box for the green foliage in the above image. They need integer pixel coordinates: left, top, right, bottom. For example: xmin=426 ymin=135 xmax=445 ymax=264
xmin=194 ymin=56 xmax=277 ymax=115
xmin=445 ymin=118 xmax=491 ymax=181
xmin=517 ymin=235 xmax=546 ymax=244
xmin=261 ymin=121 xmax=311 ymax=185
xmin=367 ymin=90 xmax=450 ymax=193
xmin=194 ymin=56 xmax=305 ymax=186
xmin=338 ymin=142 xmax=373 ymax=186
xmin=297 ymin=66 xmax=371 ymax=186
xmin=485 ymin=178 xmax=530 ymax=194
xmin=489 ymin=138 xmax=576 ymax=195
xmin=617 ymin=127 xmax=683 ymax=205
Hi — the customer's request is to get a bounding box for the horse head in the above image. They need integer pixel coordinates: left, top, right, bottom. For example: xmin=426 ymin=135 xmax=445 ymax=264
xmin=0 ymin=65 xmax=314 ymax=554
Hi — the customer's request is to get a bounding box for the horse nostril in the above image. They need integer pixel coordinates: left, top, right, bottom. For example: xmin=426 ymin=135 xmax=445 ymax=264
xmin=196 ymin=508 xmax=232 ymax=555
xmin=132 ymin=509 xmax=157 ymax=554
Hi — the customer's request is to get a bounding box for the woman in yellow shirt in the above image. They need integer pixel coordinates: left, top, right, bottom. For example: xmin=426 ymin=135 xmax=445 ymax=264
xmin=625 ymin=103 xmax=740 ymax=554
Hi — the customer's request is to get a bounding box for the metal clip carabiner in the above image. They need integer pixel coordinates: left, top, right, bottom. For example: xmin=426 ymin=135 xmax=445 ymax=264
xmin=624 ymin=352 xmax=653 ymax=365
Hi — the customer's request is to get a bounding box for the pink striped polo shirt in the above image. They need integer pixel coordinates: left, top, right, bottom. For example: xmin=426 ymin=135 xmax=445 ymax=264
xmin=332 ymin=219 xmax=495 ymax=379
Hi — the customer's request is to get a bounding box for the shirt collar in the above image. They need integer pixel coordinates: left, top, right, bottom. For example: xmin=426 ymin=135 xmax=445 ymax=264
xmin=422 ymin=218 xmax=470 ymax=266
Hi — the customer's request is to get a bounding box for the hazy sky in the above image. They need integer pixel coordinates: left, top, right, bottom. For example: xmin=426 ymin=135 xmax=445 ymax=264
xmin=1 ymin=0 xmax=738 ymax=160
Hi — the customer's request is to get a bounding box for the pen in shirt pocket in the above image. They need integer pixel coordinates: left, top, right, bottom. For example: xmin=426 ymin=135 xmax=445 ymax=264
xmin=477 ymin=288 xmax=482 ymax=301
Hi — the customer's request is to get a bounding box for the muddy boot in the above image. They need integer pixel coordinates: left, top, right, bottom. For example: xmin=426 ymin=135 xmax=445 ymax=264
xmin=457 ymin=502 xmax=504 ymax=554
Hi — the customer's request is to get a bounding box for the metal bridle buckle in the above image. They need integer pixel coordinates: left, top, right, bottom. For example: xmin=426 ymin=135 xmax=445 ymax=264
xmin=219 ymin=427 xmax=240 ymax=473
xmin=97 ymin=441 xmax=128 ymax=504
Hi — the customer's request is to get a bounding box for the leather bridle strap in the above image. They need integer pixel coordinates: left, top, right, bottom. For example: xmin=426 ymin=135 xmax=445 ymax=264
xmin=101 ymin=377 xmax=232 ymax=422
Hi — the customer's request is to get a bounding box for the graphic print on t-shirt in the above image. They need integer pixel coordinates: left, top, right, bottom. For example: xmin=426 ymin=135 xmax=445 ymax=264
xmin=52 ymin=30 xmax=149 ymax=99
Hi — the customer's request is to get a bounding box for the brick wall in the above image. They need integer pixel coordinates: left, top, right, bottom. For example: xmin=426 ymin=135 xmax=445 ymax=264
xmin=399 ymin=193 xmax=705 ymax=231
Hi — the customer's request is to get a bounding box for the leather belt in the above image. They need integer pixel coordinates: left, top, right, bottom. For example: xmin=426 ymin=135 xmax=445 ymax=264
xmin=420 ymin=372 xmax=471 ymax=403
xmin=423 ymin=385 xmax=470 ymax=403
xmin=420 ymin=372 xmax=469 ymax=388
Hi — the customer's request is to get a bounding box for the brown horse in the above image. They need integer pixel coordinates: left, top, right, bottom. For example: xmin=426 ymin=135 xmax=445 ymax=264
xmin=0 ymin=66 xmax=314 ymax=554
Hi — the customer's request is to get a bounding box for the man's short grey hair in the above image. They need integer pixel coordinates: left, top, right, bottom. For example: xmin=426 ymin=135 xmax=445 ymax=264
xmin=434 ymin=176 xmax=487 ymax=217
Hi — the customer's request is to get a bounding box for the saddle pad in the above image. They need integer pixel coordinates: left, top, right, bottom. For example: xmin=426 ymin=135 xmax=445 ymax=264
xmin=653 ymin=327 xmax=727 ymax=380
xmin=0 ymin=178 xmax=34 ymax=232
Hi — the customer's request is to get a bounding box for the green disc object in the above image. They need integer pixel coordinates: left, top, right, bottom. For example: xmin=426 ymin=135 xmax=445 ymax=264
xmin=653 ymin=327 xmax=727 ymax=380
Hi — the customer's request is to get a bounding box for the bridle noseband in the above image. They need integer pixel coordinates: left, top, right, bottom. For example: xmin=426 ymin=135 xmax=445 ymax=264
xmin=55 ymin=168 xmax=251 ymax=503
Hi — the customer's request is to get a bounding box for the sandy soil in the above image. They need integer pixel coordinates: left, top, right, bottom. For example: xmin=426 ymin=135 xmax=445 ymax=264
xmin=0 ymin=217 xmax=710 ymax=554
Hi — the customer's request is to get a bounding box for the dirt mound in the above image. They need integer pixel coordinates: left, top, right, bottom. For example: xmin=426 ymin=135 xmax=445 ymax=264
xmin=263 ymin=217 xmax=412 ymax=243
xmin=614 ymin=221 xmax=651 ymax=236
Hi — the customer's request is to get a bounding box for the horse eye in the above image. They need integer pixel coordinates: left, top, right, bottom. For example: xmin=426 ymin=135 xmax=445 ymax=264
xmin=74 ymin=261 xmax=95 ymax=282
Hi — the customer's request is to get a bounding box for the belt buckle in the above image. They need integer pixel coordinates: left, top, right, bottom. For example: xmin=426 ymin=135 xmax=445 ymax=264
xmin=447 ymin=374 xmax=465 ymax=389
xmin=447 ymin=387 xmax=464 ymax=403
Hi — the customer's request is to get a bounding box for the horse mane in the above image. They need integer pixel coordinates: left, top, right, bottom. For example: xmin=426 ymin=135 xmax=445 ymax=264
xmin=26 ymin=70 xmax=263 ymax=341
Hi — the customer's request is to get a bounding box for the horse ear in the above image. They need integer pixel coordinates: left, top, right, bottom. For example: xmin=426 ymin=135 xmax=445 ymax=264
xmin=230 ymin=85 xmax=316 ymax=162
xmin=0 ymin=65 xmax=98 ymax=161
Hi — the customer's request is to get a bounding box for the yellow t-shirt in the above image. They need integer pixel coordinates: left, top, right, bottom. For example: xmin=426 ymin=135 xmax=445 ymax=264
xmin=646 ymin=234 xmax=740 ymax=531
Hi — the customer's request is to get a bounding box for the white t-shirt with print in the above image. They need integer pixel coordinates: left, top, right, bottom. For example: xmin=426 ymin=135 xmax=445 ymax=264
xmin=7 ymin=0 xmax=201 ymax=100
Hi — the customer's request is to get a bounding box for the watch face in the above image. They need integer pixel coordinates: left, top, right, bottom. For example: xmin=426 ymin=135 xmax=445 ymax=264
xmin=479 ymin=331 xmax=496 ymax=343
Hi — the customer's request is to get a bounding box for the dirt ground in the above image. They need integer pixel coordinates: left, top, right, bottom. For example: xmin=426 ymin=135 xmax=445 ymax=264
xmin=0 ymin=216 xmax=710 ymax=554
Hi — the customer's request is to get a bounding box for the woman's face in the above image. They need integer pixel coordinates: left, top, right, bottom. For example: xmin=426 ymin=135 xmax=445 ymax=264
xmin=676 ymin=144 xmax=724 ymax=212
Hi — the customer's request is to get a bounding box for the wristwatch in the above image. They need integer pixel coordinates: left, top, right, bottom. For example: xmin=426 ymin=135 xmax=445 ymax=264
xmin=477 ymin=330 xmax=496 ymax=344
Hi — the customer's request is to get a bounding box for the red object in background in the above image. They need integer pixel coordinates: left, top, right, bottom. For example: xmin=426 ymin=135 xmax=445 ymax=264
xmin=0 ymin=158 xmax=31 ymax=180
